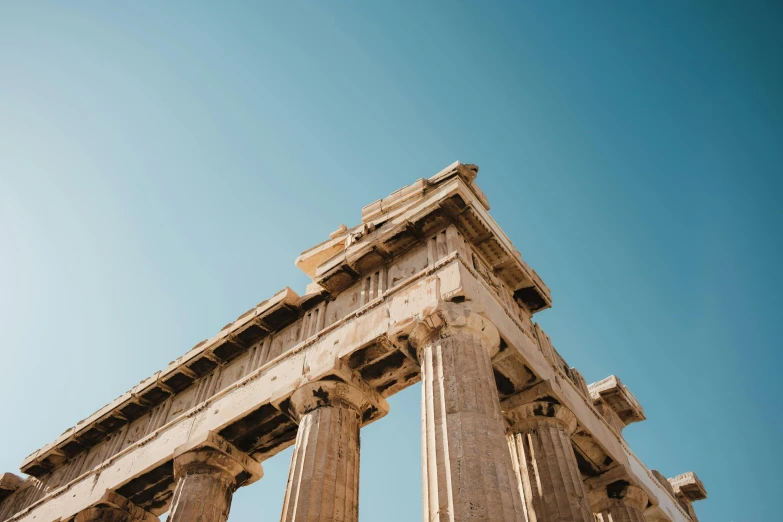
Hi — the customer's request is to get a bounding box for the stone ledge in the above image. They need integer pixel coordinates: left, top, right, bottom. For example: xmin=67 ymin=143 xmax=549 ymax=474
xmin=669 ymin=472 xmax=707 ymax=502
xmin=588 ymin=375 xmax=646 ymax=426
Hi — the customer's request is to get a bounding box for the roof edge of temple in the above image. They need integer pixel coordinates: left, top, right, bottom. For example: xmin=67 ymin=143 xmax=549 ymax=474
xmin=296 ymin=162 xmax=551 ymax=313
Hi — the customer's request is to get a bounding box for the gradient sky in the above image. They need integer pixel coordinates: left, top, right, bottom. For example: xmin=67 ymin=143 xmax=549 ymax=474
xmin=1 ymin=2 xmax=781 ymax=521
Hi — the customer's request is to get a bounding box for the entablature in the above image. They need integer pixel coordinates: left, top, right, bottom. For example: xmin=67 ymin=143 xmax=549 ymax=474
xmin=2 ymin=162 xmax=704 ymax=522
xmin=296 ymin=161 xmax=551 ymax=314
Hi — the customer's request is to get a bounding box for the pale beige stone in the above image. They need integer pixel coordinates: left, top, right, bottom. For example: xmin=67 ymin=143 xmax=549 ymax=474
xmin=279 ymin=381 xmax=377 ymax=522
xmin=411 ymin=304 xmax=525 ymax=522
xmin=588 ymin=375 xmax=646 ymax=432
xmin=0 ymin=475 xmax=22 ymax=504
xmin=667 ymin=472 xmax=706 ymax=522
xmin=504 ymin=401 xmax=593 ymax=522
xmin=166 ymin=433 xmax=262 ymax=522
xmin=591 ymin=482 xmax=649 ymax=522
xmin=668 ymin=472 xmax=706 ymax=502
xmin=1 ymin=162 xmax=705 ymax=522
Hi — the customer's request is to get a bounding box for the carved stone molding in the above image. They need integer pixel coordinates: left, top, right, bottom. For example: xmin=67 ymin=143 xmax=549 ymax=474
xmin=167 ymin=434 xmax=262 ymax=522
xmin=408 ymin=302 xmax=501 ymax=362
xmin=288 ymin=381 xmax=376 ymax=423
xmin=505 ymin=400 xmax=578 ymax=435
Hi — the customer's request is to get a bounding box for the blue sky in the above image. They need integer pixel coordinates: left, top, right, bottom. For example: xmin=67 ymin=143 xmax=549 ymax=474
xmin=1 ymin=2 xmax=780 ymax=521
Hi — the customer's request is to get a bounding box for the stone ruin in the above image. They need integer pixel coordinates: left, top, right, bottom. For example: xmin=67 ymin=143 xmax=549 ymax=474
xmin=0 ymin=163 xmax=707 ymax=522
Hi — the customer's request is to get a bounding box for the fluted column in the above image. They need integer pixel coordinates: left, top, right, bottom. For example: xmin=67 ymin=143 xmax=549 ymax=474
xmin=74 ymin=491 xmax=158 ymax=522
xmin=591 ymin=482 xmax=648 ymax=522
xmin=167 ymin=434 xmax=262 ymax=522
xmin=411 ymin=307 xmax=525 ymax=522
xmin=280 ymin=380 xmax=380 ymax=522
xmin=505 ymin=401 xmax=593 ymax=522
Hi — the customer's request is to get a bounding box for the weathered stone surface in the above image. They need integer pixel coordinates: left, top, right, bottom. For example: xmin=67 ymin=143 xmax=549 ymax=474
xmin=590 ymin=481 xmax=649 ymax=522
xmin=588 ymin=375 xmax=646 ymax=431
xmin=280 ymin=381 xmax=383 ymax=522
xmin=166 ymin=433 xmax=262 ymax=522
xmin=412 ymin=304 xmax=525 ymax=522
xmin=650 ymin=470 xmax=676 ymax=498
xmin=0 ymin=162 xmax=705 ymax=522
xmin=504 ymin=401 xmax=593 ymax=522
xmin=0 ymin=476 xmax=22 ymax=504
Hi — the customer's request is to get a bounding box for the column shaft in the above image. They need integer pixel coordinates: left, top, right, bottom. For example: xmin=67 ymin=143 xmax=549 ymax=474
xmin=506 ymin=406 xmax=592 ymax=522
xmin=420 ymin=327 xmax=524 ymax=522
xmin=279 ymin=380 xmax=383 ymax=522
xmin=280 ymin=405 xmax=361 ymax=522
xmin=167 ymin=466 xmax=234 ymax=522
xmin=166 ymin=442 xmax=261 ymax=522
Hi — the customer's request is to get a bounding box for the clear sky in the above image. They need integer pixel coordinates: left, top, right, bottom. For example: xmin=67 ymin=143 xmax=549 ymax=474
xmin=1 ymin=2 xmax=780 ymax=521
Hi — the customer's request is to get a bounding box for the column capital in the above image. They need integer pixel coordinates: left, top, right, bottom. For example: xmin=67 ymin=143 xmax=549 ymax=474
xmin=288 ymin=380 xmax=381 ymax=423
xmin=408 ymin=302 xmax=500 ymax=359
xmin=504 ymin=400 xmax=578 ymax=435
xmin=278 ymin=357 xmax=389 ymax=425
xmin=172 ymin=432 xmax=262 ymax=487
xmin=588 ymin=479 xmax=648 ymax=513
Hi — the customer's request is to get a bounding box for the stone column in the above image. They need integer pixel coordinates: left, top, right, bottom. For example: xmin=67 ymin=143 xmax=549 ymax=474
xmin=74 ymin=491 xmax=158 ymax=522
xmin=411 ymin=307 xmax=525 ymax=522
xmin=505 ymin=401 xmax=593 ymax=522
xmin=280 ymin=380 xmax=377 ymax=522
xmin=167 ymin=433 xmax=263 ymax=522
xmin=591 ymin=482 xmax=648 ymax=522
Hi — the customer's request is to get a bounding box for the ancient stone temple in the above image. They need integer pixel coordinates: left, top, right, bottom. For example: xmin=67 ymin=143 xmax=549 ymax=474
xmin=0 ymin=163 xmax=707 ymax=522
